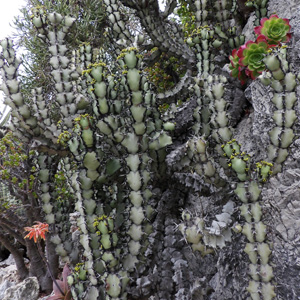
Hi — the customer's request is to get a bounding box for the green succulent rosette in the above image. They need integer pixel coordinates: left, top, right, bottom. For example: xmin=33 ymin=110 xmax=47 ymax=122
xmin=237 ymin=35 xmax=269 ymax=80
xmin=229 ymin=48 xmax=247 ymax=85
xmin=254 ymin=14 xmax=291 ymax=44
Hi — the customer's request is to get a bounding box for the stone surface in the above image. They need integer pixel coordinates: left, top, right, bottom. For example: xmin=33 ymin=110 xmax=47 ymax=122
xmin=268 ymin=0 xmax=299 ymax=19
xmin=0 ymin=254 xmax=29 ymax=268
xmin=0 ymin=281 xmax=15 ymax=300
xmin=37 ymin=295 xmax=51 ymax=300
xmin=3 ymin=277 xmax=39 ymax=300
xmin=0 ymin=265 xmax=18 ymax=285
xmin=0 ymin=254 xmax=17 ymax=267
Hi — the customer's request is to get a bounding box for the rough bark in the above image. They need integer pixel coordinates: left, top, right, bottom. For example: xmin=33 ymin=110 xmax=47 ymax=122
xmin=26 ymin=239 xmax=52 ymax=292
xmin=0 ymin=234 xmax=28 ymax=280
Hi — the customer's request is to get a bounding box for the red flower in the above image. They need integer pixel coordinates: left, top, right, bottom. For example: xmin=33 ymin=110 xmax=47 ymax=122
xmin=24 ymin=222 xmax=49 ymax=243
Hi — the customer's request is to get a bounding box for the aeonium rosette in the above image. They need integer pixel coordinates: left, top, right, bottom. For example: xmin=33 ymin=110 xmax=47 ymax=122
xmin=254 ymin=14 xmax=291 ymax=44
xmin=229 ymin=15 xmax=292 ymax=84
xmin=230 ymin=35 xmax=271 ymax=83
xmin=229 ymin=48 xmax=247 ymax=85
xmin=237 ymin=35 xmax=271 ymax=80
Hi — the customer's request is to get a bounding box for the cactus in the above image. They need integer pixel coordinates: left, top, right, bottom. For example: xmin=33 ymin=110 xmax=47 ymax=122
xmin=0 ymin=0 xmax=300 ymax=299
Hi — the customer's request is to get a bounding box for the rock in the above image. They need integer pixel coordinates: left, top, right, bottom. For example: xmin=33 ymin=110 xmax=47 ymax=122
xmin=0 ymin=254 xmax=16 ymax=267
xmin=3 ymin=277 xmax=39 ymax=300
xmin=0 ymin=254 xmax=29 ymax=268
xmin=37 ymin=296 xmax=50 ymax=300
xmin=241 ymin=12 xmax=256 ymax=42
xmin=0 ymin=265 xmax=18 ymax=285
xmin=268 ymin=0 xmax=299 ymax=20
xmin=0 ymin=281 xmax=15 ymax=300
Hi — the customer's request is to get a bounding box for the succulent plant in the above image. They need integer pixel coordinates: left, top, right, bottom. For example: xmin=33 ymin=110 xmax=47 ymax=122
xmin=1 ymin=0 xmax=299 ymax=299
xmin=230 ymin=14 xmax=293 ymax=85
xmin=229 ymin=48 xmax=247 ymax=85
xmin=254 ymin=14 xmax=291 ymax=44
xmin=237 ymin=35 xmax=270 ymax=80
xmin=48 ymin=265 xmax=72 ymax=300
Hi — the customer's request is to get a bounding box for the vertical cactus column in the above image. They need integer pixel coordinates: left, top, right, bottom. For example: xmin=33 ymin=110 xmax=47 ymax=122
xmin=33 ymin=9 xmax=90 ymax=269
xmin=0 ymin=39 xmax=38 ymax=140
xmin=67 ymin=114 xmax=102 ymax=299
xmin=245 ymin=0 xmax=269 ymax=24
xmin=223 ymin=140 xmax=276 ymax=300
xmin=64 ymin=44 xmax=174 ymax=299
xmin=36 ymin=153 xmax=74 ymax=262
xmin=116 ymin=48 xmax=173 ymax=287
xmin=188 ymin=26 xmax=234 ymax=180
xmin=188 ymin=26 xmax=233 ymax=145
xmin=119 ymin=49 xmax=152 ymax=273
xmin=51 ymin=157 xmax=79 ymax=264
xmin=262 ymin=48 xmax=298 ymax=174
xmin=46 ymin=13 xmax=78 ymax=129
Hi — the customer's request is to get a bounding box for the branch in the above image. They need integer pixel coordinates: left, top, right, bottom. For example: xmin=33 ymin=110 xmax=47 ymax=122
xmin=120 ymin=0 xmax=160 ymax=11
xmin=0 ymin=232 xmax=20 ymax=253
xmin=0 ymin=220 xmax=25 ymax=245
xmin=143 ymin=48 xmax=162 ymax=66
xmin=157 ymin=69 xmax=193 ymax=104
xmin=1 ymin=205 xmax=25 ymax=228
xmin=104 ymin=0 xmax=196 ymax=67
xmin=161 ymin=0 xmax=178 ymax=18
xmin=0 ymin=231 xmax=29 ymax=280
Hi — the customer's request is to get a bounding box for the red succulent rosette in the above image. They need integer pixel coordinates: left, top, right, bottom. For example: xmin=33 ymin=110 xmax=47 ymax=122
xmin=236 ymin=35 xmax=270 ymax=80
xmin=229 ymin=48 xmax=247 ymax=85
xmin=229 ymin=15 xmax=292 ymax=84
xmin=254 ymin=14 xmax=291 ymax=44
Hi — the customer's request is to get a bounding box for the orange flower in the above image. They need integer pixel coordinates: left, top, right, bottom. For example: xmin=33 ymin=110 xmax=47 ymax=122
xmin=24 ymin=222 xmax=49 ymax=243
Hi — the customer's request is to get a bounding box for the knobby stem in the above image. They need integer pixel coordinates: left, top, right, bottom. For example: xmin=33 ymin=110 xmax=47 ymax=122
xmin=36 ymin=242 xmax=65 ymax=297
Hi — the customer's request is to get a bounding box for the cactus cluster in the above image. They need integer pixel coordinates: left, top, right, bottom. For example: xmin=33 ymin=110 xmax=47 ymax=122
xmin=1 ymin=0 xmax=299 ymax=299
xmin=222 ymin=140 xmax=275 ymax=299
xmin=260 ymin=48 xmax=298 ymax=173
xmin=245 ymin=0 xmax=269 ymax=25
xmin=171 ymin=2 xmax=294 ymax=299
xmin=54 ymin=34 xmax=172 ymax=297
xmin=62 ymin=42 xmax=173 ymax=298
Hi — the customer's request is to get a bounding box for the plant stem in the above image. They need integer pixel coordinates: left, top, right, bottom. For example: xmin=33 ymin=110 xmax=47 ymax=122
xmin=37 ymin=241 xmax=65 ymax=297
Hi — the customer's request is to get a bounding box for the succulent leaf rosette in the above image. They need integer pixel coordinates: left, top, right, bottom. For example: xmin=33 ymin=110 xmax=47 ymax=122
xmin=237 ymin=35 xmax=269 ymax=80
xmin=229 ymin=16 xmax=292 ymax=84
xmin=229 ymin=49 xmax=247 ymax=85
xmin=254 ymin=14 xmax=291 ymax=44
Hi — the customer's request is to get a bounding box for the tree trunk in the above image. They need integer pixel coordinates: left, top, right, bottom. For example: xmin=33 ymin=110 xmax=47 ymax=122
xmin=26 ymin=239 xmax=52 ymax=292
xmin=0 ymin=234 xmax=28 ymax=280
xmin=46 ymin=235 xmax=59 ymax=282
